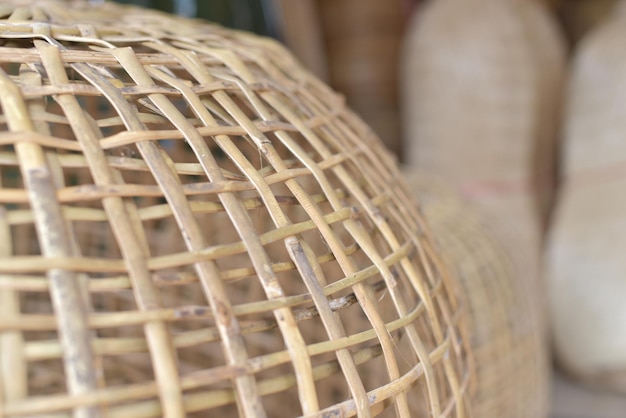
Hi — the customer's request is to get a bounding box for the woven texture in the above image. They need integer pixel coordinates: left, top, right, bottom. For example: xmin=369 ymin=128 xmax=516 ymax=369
xmin=547 ymin=0 xmax=626 ymax=392
xmin=0 ymin=1 xmax=471 ymax=417
xmin=406 ymin=170 xmax=550 ymax=418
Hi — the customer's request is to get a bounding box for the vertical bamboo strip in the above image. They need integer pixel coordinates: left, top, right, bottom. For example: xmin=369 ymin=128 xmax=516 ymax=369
xmin=0 ymin=66 xmax=100 ymax=418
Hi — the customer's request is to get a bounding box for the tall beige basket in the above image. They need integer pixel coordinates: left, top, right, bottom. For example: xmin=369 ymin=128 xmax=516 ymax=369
xmin=0 ymin=1 xmax=472 ymax=417
xmin=547 ymin=0 xmax=626 ymax=392
xmin=401 ymin=0 xmax=566 ymax=309
xmin=405 ymin=170 xmax=550 ymax=418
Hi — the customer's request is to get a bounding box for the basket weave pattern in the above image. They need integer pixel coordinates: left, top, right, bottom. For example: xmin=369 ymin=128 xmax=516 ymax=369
xmin=406 ymin=172 xmax=550 ymax=418
xmin=0 ymin=2 xmax=470 ymax=417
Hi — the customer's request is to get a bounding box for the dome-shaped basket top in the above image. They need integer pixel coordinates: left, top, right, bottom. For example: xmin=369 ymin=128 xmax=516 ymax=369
xmin=0 ymin=2 xmax=471 ymax=417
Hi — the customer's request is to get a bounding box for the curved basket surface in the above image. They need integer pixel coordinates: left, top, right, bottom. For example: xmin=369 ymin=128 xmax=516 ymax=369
xmin=0 ymin=2 xmax=471 ymax=417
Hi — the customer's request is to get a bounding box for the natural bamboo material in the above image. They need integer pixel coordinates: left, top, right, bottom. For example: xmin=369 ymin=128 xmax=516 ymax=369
xmin=401 ymin=0 xmax=566 ymax=310
xmin=405 ymin=170 xmax=550 ymax=418
xmin=0 ymin=1 xmax=471 ymax=417
xmin=547 ymin=0 xmax=626 ymax=392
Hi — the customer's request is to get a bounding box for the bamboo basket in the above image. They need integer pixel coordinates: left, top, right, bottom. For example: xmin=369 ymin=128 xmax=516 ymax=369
xmin=405 ymin=170 xmax=550 ymax=418
xmin=547 ymin=0 xmax=626 ymax=393
xmin=0 ymin=1 xmax=472 ymax=417
xmin=317 ymin=0 xmax=404 ymax=159
xmin=401 ymin=0 xmax=566 ymax=309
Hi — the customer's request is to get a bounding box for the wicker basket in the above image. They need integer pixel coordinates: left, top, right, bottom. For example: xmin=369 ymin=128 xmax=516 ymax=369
xmin=401 ymin=0 xmax=566 ymax=312
xmin=547 ymin=0 xmax=626 ymax=392
xmin=405 ymin=170 xmax=550 ymax=418
xmin=0 ymin=1 xmax=471 ymax=417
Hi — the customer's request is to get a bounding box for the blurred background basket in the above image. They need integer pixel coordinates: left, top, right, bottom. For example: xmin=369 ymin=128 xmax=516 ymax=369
xmin=0 ymin=1 xmax=471 ymax=417
xmin=405 ymin=170 xmax=550 ymax=418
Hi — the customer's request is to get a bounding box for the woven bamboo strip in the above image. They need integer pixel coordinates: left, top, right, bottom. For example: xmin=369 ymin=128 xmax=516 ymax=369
xmin=0 ymin=63 xmax=100 ymax=418
xmin=0 ymin=1 xmax=471 ymax=416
